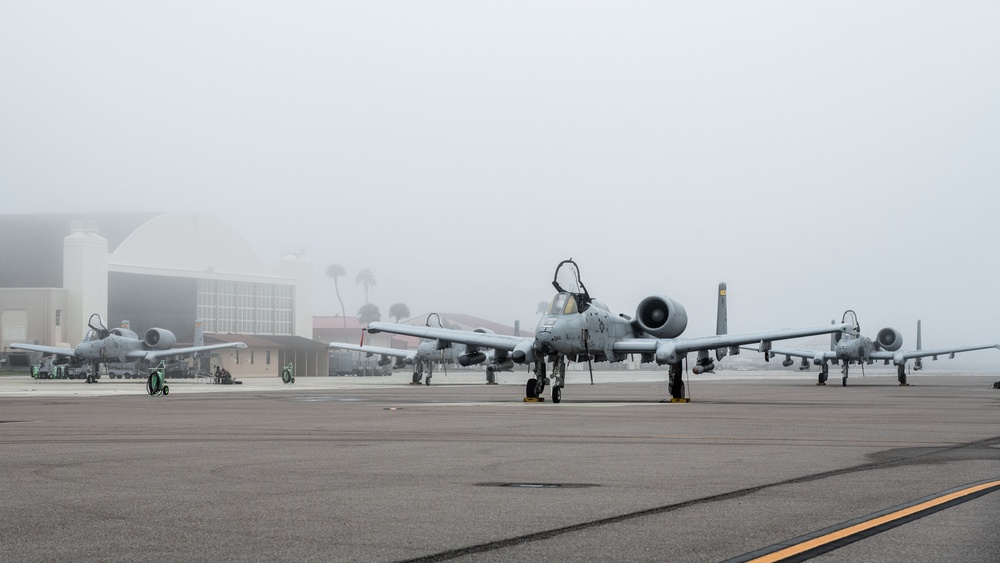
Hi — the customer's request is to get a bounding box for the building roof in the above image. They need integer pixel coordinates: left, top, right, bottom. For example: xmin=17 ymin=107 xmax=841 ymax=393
xmin=111 ymin=210 xmax=266 ymax=276
xmin=0 ymin=212 xmax=159 ymax=288
xmin=313 ymin=316 xmax=367 ymax=330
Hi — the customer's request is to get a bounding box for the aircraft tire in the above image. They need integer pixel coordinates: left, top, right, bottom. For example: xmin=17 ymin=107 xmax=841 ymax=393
xmin=842 ymin=377 xmax=847 ymax=387
xmin=526 ymin=378 xmax=538 ymax=399
xmin=552 ymin=387 xmax=561 ymax=404
xmin=163 ymin=385 xmax=169 ymax=396
xmin=425 ymin=376 xmax=431 ymax=386
xmin=281 ymin=368 xmax=292 ymax=384
xmin=412 ymin=373 xmax=421 ymax=384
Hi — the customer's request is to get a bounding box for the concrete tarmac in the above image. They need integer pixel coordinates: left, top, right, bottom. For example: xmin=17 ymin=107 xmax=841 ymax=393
xmin=2 ymin=369 xmax=999 ymax=562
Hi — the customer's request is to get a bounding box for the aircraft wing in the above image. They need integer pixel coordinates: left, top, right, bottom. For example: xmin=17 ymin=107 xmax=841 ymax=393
xmin=8 ymin=343 xmax=78 ymax=358
xmin=614 ymin=323 xmax=855 ymax=363
xmin=125 ymin=342 xmax=248 ymax=363
xmin=329 ymin=341 xmax=413 ymax=359
xmin=741 ymin=346 xmax=836 ymax=361
xmin=366 ymin=322 xmax=529 ymax=351
xmin=870 ymin=344 xmax=1000 ymax=363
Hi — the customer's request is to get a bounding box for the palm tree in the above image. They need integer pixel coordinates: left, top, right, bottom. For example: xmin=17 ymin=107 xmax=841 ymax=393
xmin=358 ymin=304 xmax=381 ymax=325
xmin=355 ymin=268 xmax=377 ymax=304
xmin=389 ymin=303 xmax=410 ymax=323
xmin=326 ymin=263 xmax=347 ymax=333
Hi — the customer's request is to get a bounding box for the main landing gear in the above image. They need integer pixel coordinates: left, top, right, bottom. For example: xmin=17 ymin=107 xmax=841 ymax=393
xmin=817 ymin=362 xmax=829 ymax=386
xmin=668 ymin=363 xmax=686 ymax=402
xmin=897 ymin=363 xmax=909 ymax=386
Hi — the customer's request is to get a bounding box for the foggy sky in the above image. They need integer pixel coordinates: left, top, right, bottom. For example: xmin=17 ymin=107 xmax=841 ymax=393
xmin=2 ymin=2 xmax=999 ymax=368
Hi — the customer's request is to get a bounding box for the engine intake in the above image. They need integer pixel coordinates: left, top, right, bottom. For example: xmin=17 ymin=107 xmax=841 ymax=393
xmin=634 ymin=296 xmax=688 ymax=339
xmin=143 ymin=328 xmax=177 ymax=350
xmin=875 ymin=327 xmax=903 ymax=351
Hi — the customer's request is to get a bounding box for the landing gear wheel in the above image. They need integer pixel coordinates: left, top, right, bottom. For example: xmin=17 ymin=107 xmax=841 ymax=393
xmin=526 ymin=378 xmax=538 ymax=399
xmin=163 ymin=385 xmax=169 ymax=396
xmin=486 ymin=369 xmax=495 ymax=385
xmin=281 ymin=368 xmax=293 ymax=384
xmin=842 ymin=376 xmax=847 ymax=387
xmin=425 ymin=376 xmax=432 ymax=386
xmin=412 ymin=373 xmax=421 ymax=384
xmin=552 ymin=387 xmax=562 ymax=404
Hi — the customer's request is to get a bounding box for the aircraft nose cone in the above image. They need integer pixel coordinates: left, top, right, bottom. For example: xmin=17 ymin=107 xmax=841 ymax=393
xmin=534 ymin=319 xmax=557 ymax=354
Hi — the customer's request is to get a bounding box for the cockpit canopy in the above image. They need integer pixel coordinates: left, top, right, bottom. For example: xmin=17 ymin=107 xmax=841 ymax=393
xmin=548 ymin=293 xmax=579 ymax=316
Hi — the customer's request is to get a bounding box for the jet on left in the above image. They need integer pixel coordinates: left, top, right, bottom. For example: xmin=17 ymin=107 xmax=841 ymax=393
xmin=10 ymin=314 xmax=247 ymax=387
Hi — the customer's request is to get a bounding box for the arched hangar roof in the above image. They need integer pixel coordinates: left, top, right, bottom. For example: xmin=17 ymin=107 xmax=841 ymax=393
xmin=110 ymin=210 xmax=265 ymax=275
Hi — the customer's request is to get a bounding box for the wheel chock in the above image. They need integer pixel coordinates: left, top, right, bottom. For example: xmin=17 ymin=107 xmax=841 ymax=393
xmin=669 ymin=398 xmax=690 ymax=403
xmin=523 ymin=397 xmax=545 ymax=403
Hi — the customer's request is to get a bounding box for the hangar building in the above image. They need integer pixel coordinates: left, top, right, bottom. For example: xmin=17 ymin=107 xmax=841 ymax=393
xmin=0 ymin=211 xmax=326 ymax=376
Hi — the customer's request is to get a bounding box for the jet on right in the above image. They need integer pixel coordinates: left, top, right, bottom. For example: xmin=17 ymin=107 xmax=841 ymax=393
xmin=747 ymin=310 xmax=1000 ymax=386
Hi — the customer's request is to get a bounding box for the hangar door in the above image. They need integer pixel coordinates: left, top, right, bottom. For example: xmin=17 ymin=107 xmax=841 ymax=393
xmin=2 ymin=309 xmax=28 ymax=348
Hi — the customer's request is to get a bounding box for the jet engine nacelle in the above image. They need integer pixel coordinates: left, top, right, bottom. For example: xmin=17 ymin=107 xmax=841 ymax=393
xmin=875 ymin=327 xmax=903 ymax=351
xmin=143 ymin=328 xmax=177 ymax=350
xmin=459 ymin=352 xmax=487 ymax=366
xmin=634 ymin=296 xmax=688 ymax=339
xmin=512 ymin=340 xmax=536 ymax=364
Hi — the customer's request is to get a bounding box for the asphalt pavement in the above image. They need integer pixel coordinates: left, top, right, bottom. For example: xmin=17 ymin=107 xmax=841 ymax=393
xmin=2 ymin=369 xmax=999 ymax=562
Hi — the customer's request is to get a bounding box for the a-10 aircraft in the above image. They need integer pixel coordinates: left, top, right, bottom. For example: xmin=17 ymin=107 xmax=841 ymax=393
xmin=329 ymin=314 xmax=512 ymax=385
xmin=11 ymin=314 xmax=247 ymax=391
xmin=749 ymin=310 xmax=1000 ymax=386
xmin=366 ymin=259 xmax=857 ymax=403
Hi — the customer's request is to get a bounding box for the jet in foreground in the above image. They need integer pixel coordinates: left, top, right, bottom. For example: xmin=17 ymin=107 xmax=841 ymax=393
xmin=367 ymin=259 xmax=856 ymax=403
xmin=329 ymin=314 xmax=511 ymax=385
xmin=751 ymin=310 xmax=1000 ymax=386
xmin=11 ymin=314 xmax=247 ymax=389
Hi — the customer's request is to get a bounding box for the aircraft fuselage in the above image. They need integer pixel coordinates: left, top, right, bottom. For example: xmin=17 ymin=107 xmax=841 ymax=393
xmin=534 ymin=295 xmax=632 ymax=361
xmin=76 ymin=332 xmax=145 ymax=364
xmin=833 ymin=336 xmax=876 ymax=363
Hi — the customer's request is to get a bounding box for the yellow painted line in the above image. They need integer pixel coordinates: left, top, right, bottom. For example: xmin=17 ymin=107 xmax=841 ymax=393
xmin=749 ymin=479 xmax=1000 ymax=563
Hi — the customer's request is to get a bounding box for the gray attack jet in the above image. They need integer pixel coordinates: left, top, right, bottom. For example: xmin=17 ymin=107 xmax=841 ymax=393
xmin=749 ymin=310 xmax=1000 ymax=386
xmin=329 ymin=314 xmax=511 ymax=385
xmin=366 ymin=259 xmax=857 ymax=403
xmin=11 ymin=314 xmax=247 ymax=393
